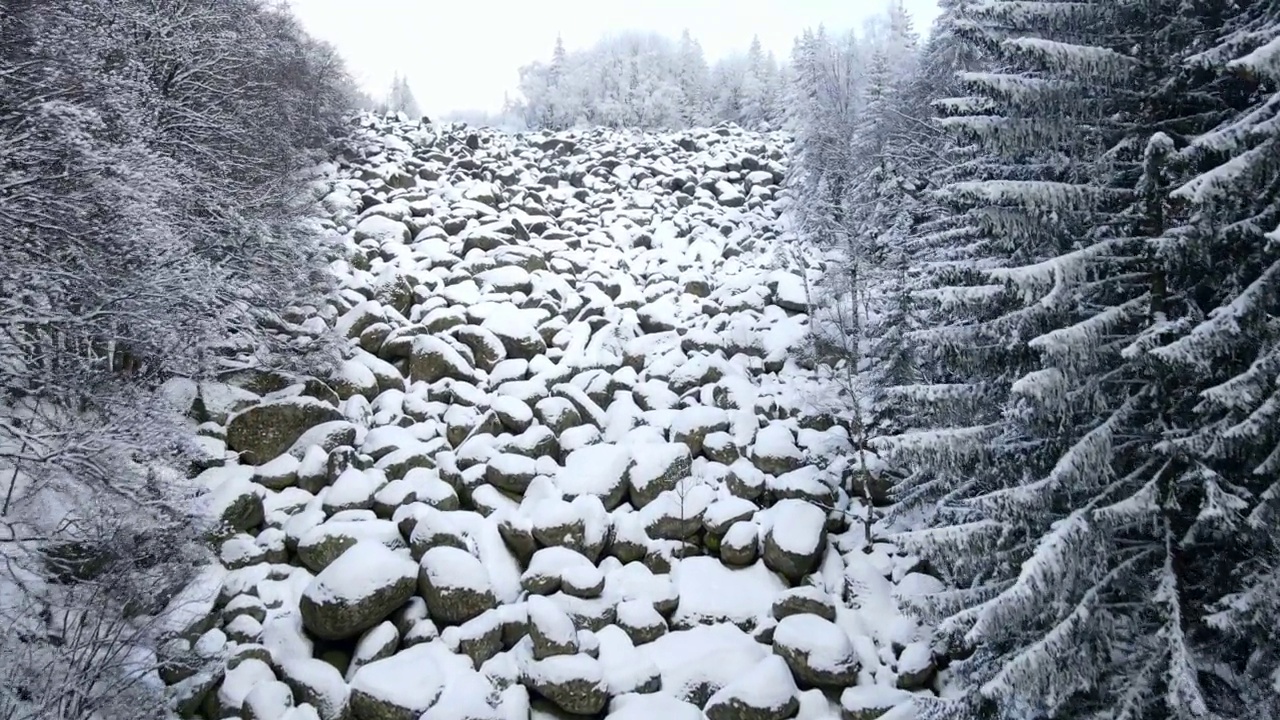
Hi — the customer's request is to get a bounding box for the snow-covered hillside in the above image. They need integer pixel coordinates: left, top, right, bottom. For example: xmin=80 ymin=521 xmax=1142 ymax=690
xmin=166 ymin=116 xmax=943 ymax=720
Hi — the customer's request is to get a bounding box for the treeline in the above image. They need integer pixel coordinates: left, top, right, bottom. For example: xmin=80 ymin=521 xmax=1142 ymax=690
xmin=790 ymin=0 xmax=1280 ymax=718
xmin=0 ymin=0 xmax=353 ymax=717
xmin=510 ymin=31 xmax=787 ymax=131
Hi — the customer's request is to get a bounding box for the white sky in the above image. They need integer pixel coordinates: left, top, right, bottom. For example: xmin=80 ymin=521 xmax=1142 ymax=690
xmin=288 ymin=0 xmax=942 ymax=115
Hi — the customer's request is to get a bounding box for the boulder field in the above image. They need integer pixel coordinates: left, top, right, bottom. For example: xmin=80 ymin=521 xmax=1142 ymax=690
xmin=160 ymin=116 xmax=943 ymax=720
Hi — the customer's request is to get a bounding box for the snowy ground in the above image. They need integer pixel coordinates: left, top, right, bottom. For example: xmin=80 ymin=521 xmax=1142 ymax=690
xmin=164 ymin=117 xmax=942 ymax=720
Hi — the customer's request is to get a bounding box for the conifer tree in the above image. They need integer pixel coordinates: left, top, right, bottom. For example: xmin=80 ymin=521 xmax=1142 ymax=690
xmin=875 ymin=1 xmax=1273 ymax=717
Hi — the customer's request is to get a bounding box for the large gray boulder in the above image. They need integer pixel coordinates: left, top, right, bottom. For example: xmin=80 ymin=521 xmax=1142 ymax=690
xmin=527 ymin=595 xmax=581 ymax=659
xmin=525 ymin=653 xmax=608 ymax=715
xmin=349 ymin=642 xmax=466 ymax=720
xmin=703 ymin=655 xmax=799 ymax=720
xmin=772 ymin=614 xmax=860 ymax=687
xmin=840 ymin=686 xmax=912 ymax=720
xmin=762 ymin=500 xmax=827 ymax=583
xmin=299 ymin=542 xmax=417 ymax=641
xmin=408 ymin=336 xmax=474 ymax=383
xmin=418 ymin=546 xmax=497 ymax=625
xmin=227 ymin=397 xmax=343 ymax=465
xmin=626 ymin=443 xmax=691 ymax=509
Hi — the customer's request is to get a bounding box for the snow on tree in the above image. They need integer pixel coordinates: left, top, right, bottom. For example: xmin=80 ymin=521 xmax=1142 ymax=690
xmin=0 ymin=0 xmax=353 ymax=716
xmin=874 ymin=0 xmax=1280 ymax=718
xmin=382 ymin=72 xmax=423 ymax=118
xmin=512 ymin=31 xmax=786 ymax=130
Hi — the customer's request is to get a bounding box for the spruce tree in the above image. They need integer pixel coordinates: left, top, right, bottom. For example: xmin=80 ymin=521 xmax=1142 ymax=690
xmin=876 ymin=1 xmax=1267 ymax=717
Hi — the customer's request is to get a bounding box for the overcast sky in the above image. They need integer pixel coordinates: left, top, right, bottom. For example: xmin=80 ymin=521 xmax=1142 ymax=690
xmin=288 ymin=0 xmax=941 ymax=116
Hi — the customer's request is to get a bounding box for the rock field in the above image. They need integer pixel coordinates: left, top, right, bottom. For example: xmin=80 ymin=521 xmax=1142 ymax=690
xmin=161 ymin=115 xmax=943 ymax=720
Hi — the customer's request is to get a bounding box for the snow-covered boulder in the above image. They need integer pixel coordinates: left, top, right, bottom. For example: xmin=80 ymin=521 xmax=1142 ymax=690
xmin=296 ymin=517 xmax=403 ymax=573
xmin=418 ymin=546 xmax=498 ymax=625
xmin=772 ymin=613 xmax=860 ymax=687
xmin=525 ymin=651 xmax=609 ymax=715
xmin=348 ymin=642 xmax=465 ymax=720
xmin=615 ymin=599 xmax=668 ymax=645
xmin=840 ymin=686 xmax=913 ymax=720
xmin=671 ymin=556 xmax=785 ymax=630
xmin=528 ymin=595 xmax=581 ymax=659
xmin=241 ymin=679 xmax=295 ymax=720
xmin=762 ymin=499 xmax=827 ymax=583
xmin=644 ymin=623 xmax=770 ymax=707
xmin=522 ymin=546 xmax=597 ymax=596
xmin=771 ymin=586 xmax=837 ymax=623
xmin=606 ymin=693 xmax=703 ymax=720
xmin=279 ymin=657 xmax=350 ymax=720
xmin=703 ymin=654 xmax=799 ymax=720
xmin=409 ymin=335 xmax=475 ymax=383
xmin=354 ymin=214 xmax=411 ymax=245
xmin=895 ymin=641 xmax=936 ymax=690
xmin=752 ymin=422 xmax=804 ymax=475
xmin=482 ymin=309 xmax=547 ymax=359
xmin=626 ymin=442 xmax=692 ymax=508
xmin=299 ymin=541 xmax=417 ymax=640
xmin=720 ymin=522 xmax=760 ymax=566
xmin=557 ymin=443 xmax=631 ymax=509
xmin=227 ymin=396 xmax=343 ymax=465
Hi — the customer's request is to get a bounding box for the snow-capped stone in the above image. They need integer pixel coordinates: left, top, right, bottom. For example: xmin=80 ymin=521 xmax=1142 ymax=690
xmin=772 ymin=613 xmax=860 ymax=687
xmin=703 ymin=654 xmax=799 ymax=720
xmin=771 ymin=586 xmax=837 ymax=623
xmin=486 ymin=452 xmax=539 ymax=494
xmin=279 ymin=657 xmax=350 ymax=720
xmin=671 ymin=556 xmax=785 ymax=629
xmin=607 ymin=693 xmax=703 ymax=720
xmin=216 ymin=658 xmax=276 ymax=719
xmin=443 ymin=609 xmax=505 ymax=668
xmin=348 ymin=642 xmax=467 ymax=720
xmin=720 ymin=522 xmax=760 ymax=566
xmin=409 ymin=335 xmax=475 ymax=383
xmin=762 ymin=499 xmax=828 ymax=582
xmin=557 ymin=443 xmax=631 ymax=509
xmin=346 ymin=621 xmax=401 ymax=681
xmin=626 ymin=442 xmax=692 ymax=508
xmin=321 ymin=467 xmax=382 ymax=514
xmin=418 ymin=546 xmax=498 ymax=625
xmin=227 ymin=396 xmax=344 ymax=465
xmin=670 ymin=406 xmax=730 ymax=457
xmin=615 ymin=599 xmax=668 ymax=645
xmin=242 ymin=679 xmax=295 ymax=719
xmin=354 ymin=214 xmax=411 ymax=245
xmin=451 ymin=325 xmax=509 ymax=372
xmin=522 ymin=546 xmax=597 ymax=596
xmin=644 ymin=623 xmax=771 ymax=707
xmin=287 ymin=420 xmax=359 ymax=461
xmin=752 ymin=422 xmax=804 ymax=475
xmin=299 ymin=541 xmax=417 ymax=641
xmin=560 ymin=563 xmax=606 ymax=599
xmin=769 ymin=272 xmax=808 ymax=313
xmin=331 ymin=358 xmax=380 ymax=401
xmin=528 ymin=595 xmax=581 ymax=659
xmin=725 ymin=458 xmax=766 ymax=501
xmin=490 ymin=395 xmax=535 ymax=433
xmin=896 ymin=641 xmax=936 ymax=690
xmin=296 ymin=517 xmax=403 ymax=572
xmin=198 ymin=468 xmax=265 ymax=534
xmin=482 ymin=308 xmax=547 ymax=359
xmin=768 ymin=465 xmax=834 ymax=506
xmin=840 ymin=686 xmax=913 ymax=720
xmin=702 ymin=496 xmax=759 ymax=537
xmin=524 ymin=652 xmax=608 ymax=715
xmin=254 ymin=453 xmax=301 ymax=491
xmin=895 ymin=572 xmax=946 ymax=598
